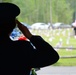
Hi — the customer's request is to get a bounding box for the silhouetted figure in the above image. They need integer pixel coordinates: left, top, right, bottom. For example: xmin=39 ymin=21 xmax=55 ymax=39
xmin=72 ymin=20 xmax=76 ymax=38
xmin=0 ymin=2 xmax=59 ymax=75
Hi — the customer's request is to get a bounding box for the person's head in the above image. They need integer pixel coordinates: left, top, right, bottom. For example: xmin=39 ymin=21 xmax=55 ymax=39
xmin=0 ymin=2 xmax=20 ymax=35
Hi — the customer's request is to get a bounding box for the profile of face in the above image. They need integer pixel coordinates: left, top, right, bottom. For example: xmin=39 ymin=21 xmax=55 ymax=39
xmin=0 ymin=2 xmax=20 ymax=36
xmin=0 ymin=19 xmax=16 ymax=35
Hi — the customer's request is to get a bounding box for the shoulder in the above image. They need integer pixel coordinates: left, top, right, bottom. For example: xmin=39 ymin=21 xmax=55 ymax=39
xmin=12 ymin=40 xmax=33 ymax=49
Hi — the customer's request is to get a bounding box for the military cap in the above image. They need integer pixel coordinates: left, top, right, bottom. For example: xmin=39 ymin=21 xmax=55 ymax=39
xmin=0 ymin=2 xmax=20 ymax=19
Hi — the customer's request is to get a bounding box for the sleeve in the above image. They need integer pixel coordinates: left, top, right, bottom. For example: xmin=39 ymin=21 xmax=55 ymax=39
xmin=29 ymin=35 xmax=59 ymax=68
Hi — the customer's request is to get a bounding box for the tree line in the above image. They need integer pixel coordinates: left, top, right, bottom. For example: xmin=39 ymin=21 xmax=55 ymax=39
xmin=1 ymin=0 xmax=76 ymax=25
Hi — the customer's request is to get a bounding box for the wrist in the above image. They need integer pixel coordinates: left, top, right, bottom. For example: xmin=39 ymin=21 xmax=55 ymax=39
xmin=27 ymin=34 xmax=33 ymax=40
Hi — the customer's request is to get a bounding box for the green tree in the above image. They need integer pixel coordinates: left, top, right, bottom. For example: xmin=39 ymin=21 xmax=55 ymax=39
xmin=2 ymin=0 xmax=12 ymax=2
xmin=51 ymin=0 xmax=73 ymax=24
xmin=4 ymin=0 xmax=74 ymax=25
xmin=66 ymin=0 xmax=76 ymax=22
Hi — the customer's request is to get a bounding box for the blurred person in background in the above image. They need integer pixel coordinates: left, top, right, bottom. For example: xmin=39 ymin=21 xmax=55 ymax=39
xmin=72 ymin=20 xmax=76 ymax=38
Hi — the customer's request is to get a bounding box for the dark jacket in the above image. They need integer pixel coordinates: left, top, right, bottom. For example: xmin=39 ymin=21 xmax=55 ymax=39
xmin=0 ymin=35 xmax=59 ymax=75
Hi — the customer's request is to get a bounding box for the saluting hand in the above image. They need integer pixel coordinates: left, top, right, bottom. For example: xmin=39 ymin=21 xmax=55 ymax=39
xmin=15 ymin=19 xmax=32 ymax=39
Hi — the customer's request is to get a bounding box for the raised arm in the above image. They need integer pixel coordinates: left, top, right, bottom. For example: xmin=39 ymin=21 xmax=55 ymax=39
xmin=15 ymin=19 xmax=32 ymax=39
xmin=16 ymin=19 xmax=59 ymax=68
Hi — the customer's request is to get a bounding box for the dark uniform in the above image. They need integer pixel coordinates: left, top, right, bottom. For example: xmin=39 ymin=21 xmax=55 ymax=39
xmin=74 ymin=27 xmax=76 ymax=35
xmin=0 ymin=35 xmax=59 ymax=75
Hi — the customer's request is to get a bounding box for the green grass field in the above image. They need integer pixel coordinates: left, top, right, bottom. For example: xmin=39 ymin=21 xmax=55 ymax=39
xmin=31 ymin=28 xmax=76 ymax=66
xmin=54 ymin=50 xmax=76 ymax=66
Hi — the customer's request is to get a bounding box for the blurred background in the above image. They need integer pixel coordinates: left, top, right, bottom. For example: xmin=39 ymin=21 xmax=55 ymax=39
xmin=1 ymin=0 xmax=76 ymax=66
